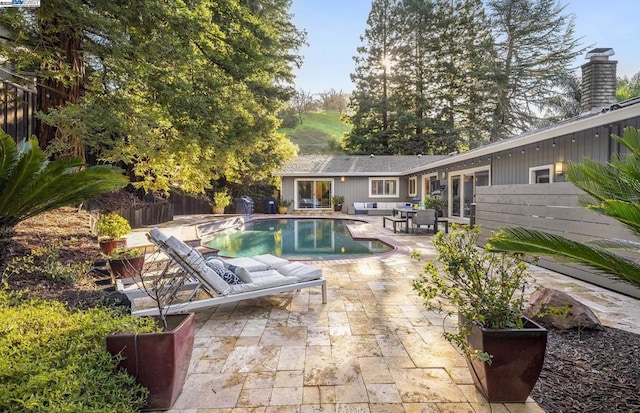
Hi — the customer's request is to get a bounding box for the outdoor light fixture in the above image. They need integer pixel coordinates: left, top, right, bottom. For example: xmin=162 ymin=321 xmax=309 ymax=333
xmin=340 ymin=176 xmax=345 ymax=182
xmin=555 ymin=162 xmax=564 ymax=175
xmin=552 ymin=140 xmax=556 ymax=147
xmin=571 ymin=136 xmax=576 ymax=143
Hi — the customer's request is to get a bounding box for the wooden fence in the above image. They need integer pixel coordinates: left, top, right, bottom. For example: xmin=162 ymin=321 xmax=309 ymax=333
xmin=113 ymin=202 xmax=174 ymax=229
xmin=475 ymin=182 xmax=640 ymax=298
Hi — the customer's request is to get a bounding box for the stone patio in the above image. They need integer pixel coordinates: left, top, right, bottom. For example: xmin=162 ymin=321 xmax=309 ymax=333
xmin=128 ymin=214 xmax=640 ymax=413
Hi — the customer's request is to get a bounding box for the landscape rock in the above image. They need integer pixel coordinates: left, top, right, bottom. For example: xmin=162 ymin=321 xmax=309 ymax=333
xmin=525 ymin=287 xmax=602 ymax=330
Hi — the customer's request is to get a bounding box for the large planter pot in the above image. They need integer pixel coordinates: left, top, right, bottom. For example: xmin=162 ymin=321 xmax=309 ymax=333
xmin=464 ymin=316 xmax=547 ymax=403
xmin=333 ymin=204 xmax=343 ymax=212
xmin=109 ymin=256 xmax=145 ymax=278
xmin=99 ymin=238 xmax=127 ymax=255
xmin=278 ymin=206 xmax=289 ymax=214
xmin=212 ymin=206 xmax=225 ymax=214
xmin=106 ymin=312 xmax=195 ymax=411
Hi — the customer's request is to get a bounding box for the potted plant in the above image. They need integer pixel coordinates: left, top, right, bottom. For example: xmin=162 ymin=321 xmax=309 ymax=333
xmin=95 ymin=213 xmax=131 ymax=255
xmin=106 ymin=246 xmax=145 ymax=279
xmin=423 ymin=195 xmax=446 ymax=217
xmin=106 ymin=243 xmax=195 ymax=410
xmin=211 ymin=189 xmax=232 ymax=214
xmin=331 ymin=195 xmax=345 ymax=212
xmin=278 ymin=198 xmax=292 ymax=214
xmin=412 ymin=224 xmax=547 ymax=403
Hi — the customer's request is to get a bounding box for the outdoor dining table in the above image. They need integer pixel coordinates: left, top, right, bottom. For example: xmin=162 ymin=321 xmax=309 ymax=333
xmin=392 ymin=206 xmax=448 ymax=233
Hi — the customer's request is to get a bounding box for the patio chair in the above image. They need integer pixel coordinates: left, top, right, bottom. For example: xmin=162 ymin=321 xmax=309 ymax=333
xmin=116 ymin=228 xmax=327 ymax=316
xmin=412 ymin=209 xmax=436 ymax=234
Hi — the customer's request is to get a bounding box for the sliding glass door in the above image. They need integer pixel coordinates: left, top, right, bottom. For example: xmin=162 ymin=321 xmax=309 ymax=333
xmin=295 ymin=179 xmax=333 ymax=210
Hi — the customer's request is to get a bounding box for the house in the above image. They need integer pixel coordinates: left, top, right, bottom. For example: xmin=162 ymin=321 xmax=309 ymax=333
xmin=276 ymin=48 xmax=640 ymax=298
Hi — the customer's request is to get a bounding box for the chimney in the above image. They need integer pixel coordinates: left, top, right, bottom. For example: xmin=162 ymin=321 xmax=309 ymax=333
xmin=580 ymin=48 xmax=617 ymax=114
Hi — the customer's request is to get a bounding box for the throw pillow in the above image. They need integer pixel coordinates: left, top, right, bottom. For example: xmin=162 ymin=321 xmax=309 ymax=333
xmin=205 ymin=261 xmax=243 ymax=285
xmin=226 ymin=264 xmax=253 ymax=283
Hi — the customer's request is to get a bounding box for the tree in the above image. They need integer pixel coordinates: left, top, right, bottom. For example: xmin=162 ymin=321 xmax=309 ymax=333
xmin=488 ymin=127 xmax=640 ymax=289
xmin=617 ymin=72 xmax=640 ymax=102
xmin=291 ymin=89 xmax=318 ymax=123
xmin=0 ymin=132 xmax=128 ymax=238
xmin=0 ymin=0 xmax=303 ymax=195
xmin=343 ymin=0 xmax=399 ymax=154
xmin=487 ymin=0 xmax=583 ymax=141
xmin=318 ymin=89 xmax=348 ymax=113
xmin=539 ymin=73 xmax=581 ymax=126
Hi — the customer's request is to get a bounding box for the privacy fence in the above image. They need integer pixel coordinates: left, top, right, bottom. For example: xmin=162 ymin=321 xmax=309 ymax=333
xmin=475 ymin=182 xmax=640 ymax=299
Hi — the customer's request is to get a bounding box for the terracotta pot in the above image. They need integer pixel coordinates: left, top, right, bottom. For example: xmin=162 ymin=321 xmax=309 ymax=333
xmin=464 ymin=316 xmax=547 ymax=402
xmin=212 ymin=206 xmax=225 ymax=214
xmin=99 ymin=238 xmax=127 ymax=255
xmin=278 ymin=206 xmax=289 ymax=214
xmin=106 ymin=312 xmax=195 ymax=411
xmin=109 ymin=256 xmax=145 ymax=278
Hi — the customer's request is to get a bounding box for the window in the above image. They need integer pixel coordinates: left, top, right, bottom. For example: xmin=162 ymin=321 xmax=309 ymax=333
xmin=529 ymin=165 xmax=553 ymax=184
xmin=429 ymin=175 xmax=440 ymax=194
xmin=369 ymin=178 xmax=399 ymax=197
xmin=408 ymin=177 xmax=417 ymax=196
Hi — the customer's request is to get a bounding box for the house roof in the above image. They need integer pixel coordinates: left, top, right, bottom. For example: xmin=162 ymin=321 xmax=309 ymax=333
xmin=276 ymin=154 xmax=447 ymax=177
xmin=405 ymin=96 xmax=640 ymax=175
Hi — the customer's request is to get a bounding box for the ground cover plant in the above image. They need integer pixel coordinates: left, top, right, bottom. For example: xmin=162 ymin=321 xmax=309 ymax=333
xmin=0 ymin=289 xmax=159 ymax=412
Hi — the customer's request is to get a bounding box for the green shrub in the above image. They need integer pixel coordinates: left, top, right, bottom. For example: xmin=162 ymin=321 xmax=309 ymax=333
xmin=1 ymin=243 xmax=93 ymax=285
xmin=95 ymin=213 xmax=131 ymax=240
xmin=0 ymin=290 xmax=160 ymax=412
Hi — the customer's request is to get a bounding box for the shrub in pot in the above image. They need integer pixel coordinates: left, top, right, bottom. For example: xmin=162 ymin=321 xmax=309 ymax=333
xmin=412 ymin=224 xmax=547 ymax=402
xmin=211 ymin=189 xmax=232 ymax=214
xmin=106 ymin=246 xmax=195 ymax=410
xmin=278 ymin=198 xmax=292 ymax=214
xmin=423 ymin=195 xmax=446 ymax=216
xmin=331 ymin=195 xmax=345 ymax=212
xmin=107 ymin=247 xmax=145 ymax=279
xmin=96 ymin=213 xmax=131 ymax=254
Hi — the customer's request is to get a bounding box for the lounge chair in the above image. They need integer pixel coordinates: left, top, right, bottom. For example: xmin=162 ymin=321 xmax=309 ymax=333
xmin=116 ymin=228 xmax=327 ymax=316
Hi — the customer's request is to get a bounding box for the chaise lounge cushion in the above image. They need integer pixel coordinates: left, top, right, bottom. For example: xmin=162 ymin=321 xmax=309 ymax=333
xmin=277 ymin=262 xmax=323 ymax=282
xmin=165 ymin=236 xmax=231 ymax=295
xmin=222 ymin=256 xmax=270 ymax=272
xmin=228 ymin=272 xmax=297 ymax=294
xmin=252 ymin=254 xmax=289 ymax=269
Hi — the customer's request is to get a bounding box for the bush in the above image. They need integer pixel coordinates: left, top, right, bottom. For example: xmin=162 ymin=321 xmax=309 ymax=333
xmin=95 ymin=213 xmax=131 ymax=240
xmin=0 ymin=290 xmax=159 ymax=412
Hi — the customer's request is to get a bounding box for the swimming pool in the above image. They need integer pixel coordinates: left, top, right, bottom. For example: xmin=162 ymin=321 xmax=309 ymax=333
xmin=203 ymin=218 xmax=393 ymax=259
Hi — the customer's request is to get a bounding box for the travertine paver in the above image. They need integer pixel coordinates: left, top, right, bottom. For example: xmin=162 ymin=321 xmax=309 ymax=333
xmin=128 ymin=214 xmax=640 ymax=413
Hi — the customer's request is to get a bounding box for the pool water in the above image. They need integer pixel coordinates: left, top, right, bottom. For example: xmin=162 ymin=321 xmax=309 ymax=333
xmin=204 ymin=218 xmax=392 ymax=259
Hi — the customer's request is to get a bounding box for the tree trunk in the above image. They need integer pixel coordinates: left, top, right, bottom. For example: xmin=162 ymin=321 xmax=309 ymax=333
xmin=36 ymin=16 xmax=85 ymax=159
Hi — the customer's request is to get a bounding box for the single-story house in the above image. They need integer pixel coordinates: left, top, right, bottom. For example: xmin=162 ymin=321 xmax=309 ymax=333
xmin=276 ymin=48 xmax=640 ymax=298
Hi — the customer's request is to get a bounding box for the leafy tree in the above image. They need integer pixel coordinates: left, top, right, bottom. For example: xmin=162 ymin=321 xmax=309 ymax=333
xmin=487 ymin=127 xmax=640 ymax=289
xmin=291 ymin=88 xmax=318 ymax=124
xmin=318 ymin=89 xmax=348 ymax=113
xmin=616 ymin=72 xmax=640 ymax=101
xmin=0 ymin=0 xmax=302 ymax=195
xmin=539 ymin=73 xmax=581 ymax=126
xmin=487 ymin=0 xmax=583 ymax=141
xmin=0 ymin=131 xmax=128 ymax=237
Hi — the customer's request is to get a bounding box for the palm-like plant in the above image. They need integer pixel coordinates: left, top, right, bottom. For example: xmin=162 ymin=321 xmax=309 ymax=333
xmin=487 ymin=127 xmax=640 ymax=288
xmin=0 ymin=132 xmax=129 ymax=236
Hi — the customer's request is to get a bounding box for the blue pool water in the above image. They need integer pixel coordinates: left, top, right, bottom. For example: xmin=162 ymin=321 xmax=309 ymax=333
xmin=204 ymin=218 xmax=392 ymax=259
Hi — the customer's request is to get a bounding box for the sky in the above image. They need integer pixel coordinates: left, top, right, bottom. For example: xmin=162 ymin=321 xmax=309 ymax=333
xmin=290 ymin=0 xmax=640 ymax=95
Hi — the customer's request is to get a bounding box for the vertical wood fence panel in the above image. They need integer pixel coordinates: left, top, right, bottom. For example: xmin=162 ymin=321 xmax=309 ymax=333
xmin=475 ymin=183 xmax=640 ymax=299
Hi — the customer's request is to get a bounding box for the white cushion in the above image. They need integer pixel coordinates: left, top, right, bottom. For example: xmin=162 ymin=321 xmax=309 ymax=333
xmin=223 ymin=257 xmax=269 ymax=272
xmin=228 ymin=274 xmax=297 ymax=294
xmin=252 ymin=254 xmax=289 ymax=270
xmin=148 ymin=227 xmax=169 ymax=244
xmin=277 ymin=262 xmax=323 ymax=282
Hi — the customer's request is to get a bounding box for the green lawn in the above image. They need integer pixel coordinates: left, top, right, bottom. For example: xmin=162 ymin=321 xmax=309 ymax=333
xmin=279 ymin=110 xmax=351 ymax=155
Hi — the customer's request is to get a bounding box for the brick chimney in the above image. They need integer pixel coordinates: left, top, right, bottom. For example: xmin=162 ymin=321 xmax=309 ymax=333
xmin=580 ymin=48 xmax=617 ymax=114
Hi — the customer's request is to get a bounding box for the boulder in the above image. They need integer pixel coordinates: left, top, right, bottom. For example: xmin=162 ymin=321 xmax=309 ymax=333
xmin=525 ymin=287 xmax=602 ymax=330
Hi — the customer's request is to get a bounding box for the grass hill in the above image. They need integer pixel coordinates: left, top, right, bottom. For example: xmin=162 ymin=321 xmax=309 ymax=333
xmin=279 ymin=110 xmax=351 ymax=155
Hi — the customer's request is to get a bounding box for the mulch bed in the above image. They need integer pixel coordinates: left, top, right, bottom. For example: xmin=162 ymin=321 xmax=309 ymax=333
xmin=1 ymin=203 xmax=639 ymax=412
xmin=531 ymin=326 xmax=640 ymax=413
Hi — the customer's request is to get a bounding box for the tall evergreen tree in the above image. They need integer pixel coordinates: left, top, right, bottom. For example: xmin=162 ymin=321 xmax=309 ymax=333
xmin=487 ymin=0 xmax=582 ymax=141
xmin=343 ymin=0 xmax=399 ymax=155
